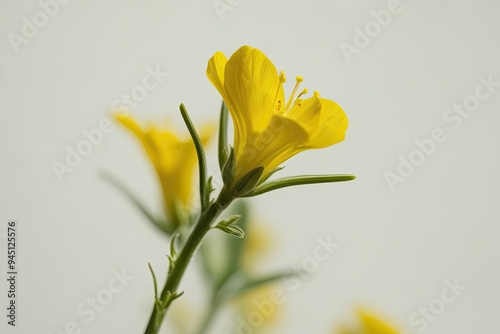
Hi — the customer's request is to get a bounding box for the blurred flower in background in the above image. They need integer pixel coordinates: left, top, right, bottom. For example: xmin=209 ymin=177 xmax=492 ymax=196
xmin=231 ymin=222 xmax=281 ymax=334
xmin=114 ymin=113 xmax=215 ymax=228
xmin=334 ymin=308 xmax=404 ymax=334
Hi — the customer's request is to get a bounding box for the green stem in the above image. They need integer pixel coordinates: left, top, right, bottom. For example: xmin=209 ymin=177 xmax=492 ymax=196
xmin=144 ymin=188 xmax=234 ymax=334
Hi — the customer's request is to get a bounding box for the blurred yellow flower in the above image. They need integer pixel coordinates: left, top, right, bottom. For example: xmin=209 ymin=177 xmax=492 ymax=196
xmin=231 ymin=223 xmax=281 ymax=333
xmin=207 ymin=45 xmax=348 ymax=182
xmin=233 ymin=284 xmax=280 ymax=334
xmin=335 ymin=308 xmax=402 ymax=334
xmin=241 ymin=222 xmax=274 ymax=270
xmin=114 ymin=113 xmax=214 ymax=225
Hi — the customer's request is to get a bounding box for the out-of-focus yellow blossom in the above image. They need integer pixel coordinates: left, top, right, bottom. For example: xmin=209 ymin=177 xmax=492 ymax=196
xmin=232 ymin=223 xmax=280 ymax=333
xmin=233 ymin=284 xmax=280 ymax=334
xmin=335 ymin=308 xmax=403 ymax=334
xmin=241 ymin=222 xmax=274 ymax=270
xmin=114 ymin=113 xmax=214 ymax=224
xmin=169 ymin=300 xmax=198 ymax=334
xmin=207 ymin=45 xmax=348 ymax=183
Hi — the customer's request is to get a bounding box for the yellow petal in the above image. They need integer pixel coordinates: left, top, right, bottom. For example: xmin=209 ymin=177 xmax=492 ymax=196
xmin=206 ymin=51 xmax=227 ymax=97
xmin=286 ymin=96 xmax=322 ymax=126
xmin=235 ymin=115 xmax=308 ymax=180
xmin=114 ymin=113 xmax=161 ymax=172
xmin=224 ymin=46 xmax=283 ymax=133
xmin=297 ymin=97 xmax=348 ymax=149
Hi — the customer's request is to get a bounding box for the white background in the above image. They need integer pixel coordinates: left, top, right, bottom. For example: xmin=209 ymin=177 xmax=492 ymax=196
xmin=1 ymin=0 xmax=500 ymax=333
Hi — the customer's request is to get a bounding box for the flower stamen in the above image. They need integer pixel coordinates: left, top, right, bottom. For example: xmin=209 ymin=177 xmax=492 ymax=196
xmin=297 ymin=88 xmax=308 ymax=99
xmin=284 ymin=76 xmax=304 ymax=112
xmin=274 ymin=71 xmax=287 ymax=112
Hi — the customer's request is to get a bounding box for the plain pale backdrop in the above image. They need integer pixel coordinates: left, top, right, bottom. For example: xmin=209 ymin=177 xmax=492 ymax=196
xmin=1 ymin=0 xmax=500 ymax=333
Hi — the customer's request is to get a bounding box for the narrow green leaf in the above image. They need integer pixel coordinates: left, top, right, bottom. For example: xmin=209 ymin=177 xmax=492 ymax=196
xmin=234 ymin=270 xmax=300 ymax=296
xmin=167 ymin=255 xmax=175 ymax=274
xmin=241 ymin=174 xmax=356 ymax=197
xmin=148 ymin=263 xmax=159 ymax=300
xmin=167 ymin=291 xmax=185 ymax=305
xmin=216 ymin=215 xmax=241 ymax=228
xmin=179 ymin=103 xmax=209 ymax=211
xmin=215 ymin=224 xmax=245 ymax=238
xmin=218 ymin=101 xmax=229 ymax=171
xmin=99 ymin=170 xmax=172 ymax=235
xmin=206 ymin=176 xmax=215 ymax=195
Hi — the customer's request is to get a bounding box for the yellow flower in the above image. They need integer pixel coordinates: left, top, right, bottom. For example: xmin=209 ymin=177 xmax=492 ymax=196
xmin=335 ymin=308 xmax=402 ymax=334
xmin=114 ymin=113 xmax=214 ymax=224
xmin=233 ymin=285 xmax=281 ymax=333
xmin=207 ymin=45 xmax=348 ymax=182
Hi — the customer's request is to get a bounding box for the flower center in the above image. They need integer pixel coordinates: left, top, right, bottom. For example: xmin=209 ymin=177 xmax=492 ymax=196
xmin=274 ymin=72 xmax=317 ymax=115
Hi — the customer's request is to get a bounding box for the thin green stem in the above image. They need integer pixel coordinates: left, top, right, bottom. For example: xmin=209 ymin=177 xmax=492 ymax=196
xmin=144 ymin=188 xmax=235 ymax=334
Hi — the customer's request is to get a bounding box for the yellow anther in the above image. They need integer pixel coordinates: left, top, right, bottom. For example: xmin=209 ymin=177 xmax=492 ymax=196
xmin=279 ymin=71 xmax=286 ymax=83
xmin=313 ymin=91 xmax=320 ymax=97
xmin=274 ymin=71 xmax=287 ymax=113
xmin=296 ymin=76 xmax=304 ymax=83
xmin=297 ymin=88 xmax=308 ymax=99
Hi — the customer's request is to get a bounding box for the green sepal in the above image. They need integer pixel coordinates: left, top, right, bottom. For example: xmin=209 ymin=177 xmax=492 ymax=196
xmin=222 ymin=147 xmax=236 ymax=187
xmin=218 ymin=101 xmax=229 ymax=172
xmin=241 ymin=174 xmax=356 ymax=197
xmin=232 ymin=166 xmax=264 ymax=197
xmin=257 ymin=166 xmax=285 ymax=186
xmin=179 ymin=103 xmax=209 ymax=211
